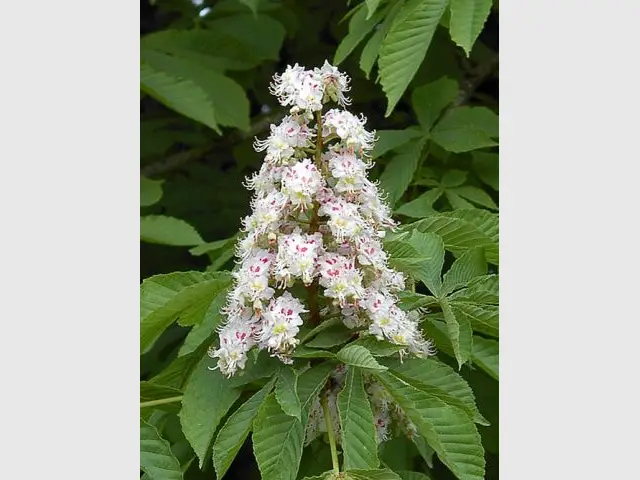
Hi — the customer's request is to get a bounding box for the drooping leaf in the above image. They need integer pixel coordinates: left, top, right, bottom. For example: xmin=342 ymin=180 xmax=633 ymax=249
xmin=386 ymin=230 xmax=445 ymax=296
xmin=140 ymin=215 xmax=204 ymax=246
xmin=371 ymin=129 xmax=423 ymax=159
xmin=385 ymin=357 xmax=488 ymax=425
xmin=471 ymin=336 xmax=498 ymax=380
xmin=411 ymin=77 xmax=459 ymax=131
xmin=335 ymin=4 xmax=386 ymax=65
xmin=374 ymin=371 xmax=485 ymax=480
xmin=213 ymin=378 xmax=275 ymax=479
xmin=140 ymin=418 xmax=183 ymax=480
xmin=441 ymin=297 xmax=473 ymax=368
xmin=378 ymin=138 xmax=426 ymax=206
xmin=338 ymin=368 xmax=379 ymax=469
xmin=140 ymin=271 xmax=231 ymax=353
xmin=253 ymin=393 xmax=305 ymax=480
xmin=379 ymin=0 xmax=449 ymax=116
xmin=431 ymin=107 xmax=498 ymax=153
xmin=359 ymin=0 xmax=405 ymax=78
xmin=449 ymin=0 xmax=493 ymax=55
xmin=276 ymin=367 xmax=302 ymax=420
xmin=441 ymin=247 xmax=487 ymax=296
xmin=336 ymin=345 xmax=388 ymax=371
xmin=179 ymin=355 xmax=241 ymax=467
xmin=141 ymin=176 xmax=164 ymax=207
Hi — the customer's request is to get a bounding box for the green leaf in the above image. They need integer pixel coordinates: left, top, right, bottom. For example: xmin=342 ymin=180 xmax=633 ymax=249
xmin=472 ymin=152 xmax=498 ymax=190
xmin=178 ymin=285 xmax=230 ymax=357
xmin=300 ymin=317 xmax=344 ymax=343
xmin=207 ymin=14 xmax=286 ymax=61
xmin=408 ymin=213 xmax=498 ymax=265
xmin=276 ymin=367 xmax=302 ymax=420
xmin=141 ymin=176 xmax=164 ymax=207
xmin=189 ymin=235 xmax=236 ymax=256
xmin=140 ymin=382 xmax=183 ymax=412
xmin=253 ymin=393 xmax=305 ymax=480
xmin=149 ymin=344 xmax=209 ymax=389
xmin=441 ymin=247 xmax=487 ymax=296
xmin=385 ymin=357 xmax=488 ymax=425
xmin=397 ymin=472 xmax=433 ymax=480
xmin=359 ymin=0 xmax=405 ymax=79
xmin=297 ymin=361 xmax=338 ymax=409
xmin=335 ymin=5 xmax=386 ymax=65
xmin=140 ymin=215 xmax=204 ymax=246
xmin=440 ymin=169 xmax=468 ymax=188
xmin=305 ymin=325 xmax=354 ymax=349
xmin=292 ymin=346 xmax=336 ymax=359
xmin=451 ymin=302 xmax=498 ymax=337
xmin=386 ymin=230 xmax=445 ymax=296
xmin=395 ymin=188 xmax=442 ymax=218
xmin=378 ymin=138 xmax=426 ymax=206
xmin=213 ymin=378 xmax=275 ymax=479
xmin=441 ymin=297 xmax=473 ymax=368
xmin=431 ymin=107 xmax=498 ymax=153
xmin=379 ymin=0 xmax=449 ymax=116
xmin=338 ymin=367 xmax=379 ymax=469
xmin=352 ymin=337 xmax=405 ymax=357
xmin=141 ymin=49 xmax=250 ymax=131
xmin=365 ymin=0 xmax=383 ymax=19
xmin=371 ymin=129 xmax=423 ymax=159
xmin=449 ymin=274 xmax=498 ymax=304
xmin=449 ymin=0 xmax=493 ymax=55
xmin=140 ymin=418 xmax=183 ymax=480
xmin=374 ymin=371 xmax=485 ymax=480
xmin=238 ymin=0 xmax=260 ymax=15
xmin=140 ymin=59 xmax=219 ymax=132
xmin=449 ymin=186 xmax=497 ymax=210
xmin=446 ymin=191 xmax=475 ymax=210
xmin=396 ymin=291 xmax=439 ymax=311
xmin=179 ymin=355 xmax=241 ymax=467
xmin=140 ymin=271 xmax=231 ymax=353
xmin=471 ymin=336 xmax=498 ymax=380
xmin=411 ymin=77 xmax=459 ymax=131
xmin=336 ymin=345 xmax=388 ymax=372
xmin=345 ymin=469 xmax=402 ymax=480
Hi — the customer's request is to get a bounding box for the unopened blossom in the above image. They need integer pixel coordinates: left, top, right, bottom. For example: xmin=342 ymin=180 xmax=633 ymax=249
xmin=209 ymin=61 xmax=433 ymax=379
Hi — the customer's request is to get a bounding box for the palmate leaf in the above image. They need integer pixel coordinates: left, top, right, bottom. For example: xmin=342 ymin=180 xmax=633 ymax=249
xmin=345 ymin=469 xmax=403 ymax=480
xmin=140 ymin=382 xmax=182 ymax=413
xmin=213 ymin=378 xmax=276 ymax=479
xmin=140 ymin=271 xmax=231 ymax=353
xmin=365 ymin=0 xmax=383 ymax=19
xmin=207 ymin=14 xmax=286 ymax=61
xmin=338 ymin=367 xmax=379 ymax=469
xmin=140 ymin=215 xmax=204 ymax=247
xmin=297 ymin=361 xmax=339 ymax=409
xmin=441 ymin=209 xmax=498 ymax=246
xmin=449 ymin=274 xmax=498 ymax=304
xmin=471 ymin=336 xmax=498 ymax=380
xmin=451 ymin=302 xmax=498 ymax=338
xmin=449 ymin=0 xmax=493 ymax=55
xmin=178 ymin=355 xmax=241 ymax=468
xmin=472 ymin=152 xmax=498 ymax=190
xmin=395 ymin=188 xmax=442 ymax=218
xmin=276 ymin=367 xmax=302 ymax=420
xmin=378 ymin=138 xmax=427 ymax=206
xmin=336 ymin=345 xmax=388 ymax=372
xmin=374 ymin=371 xmax=485 ymax=480
xmin=448 ymin=186 xmax=498 ymax=210
xmin=252 ymin=393 xmax=305 ymax=480
xmin=397 ymin=472 xmax=433 ymax=480
xmin=384 ymin=358 xmax=488 ymax=425
xmin=359 ymin=0 xmax=405 ymax=79
xmin=140 ymin=418 xmax=183 ymax=480
xmin=379 ymin=0 xmax=449 ymax=116
xmin=178 ymin=285 xmax=230 ymax=357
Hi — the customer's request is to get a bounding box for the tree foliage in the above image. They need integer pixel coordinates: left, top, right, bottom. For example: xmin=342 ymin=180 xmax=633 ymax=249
xmin=140 ymin=1 xmax=498 ymax=479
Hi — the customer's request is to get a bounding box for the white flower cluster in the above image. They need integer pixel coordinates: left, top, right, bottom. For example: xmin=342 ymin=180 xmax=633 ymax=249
xmin=209 ymin=61 xmax=434 ymax=377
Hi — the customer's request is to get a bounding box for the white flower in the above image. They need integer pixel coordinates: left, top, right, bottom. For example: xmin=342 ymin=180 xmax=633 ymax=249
xmin=253 ymin=115 xmax=314 ymax=163
xmin=275 ymin=230 xmax=323 ymax=286
xmin=316 ymin=60 xmax=351 ymax=106
xmin=325 ymin=149 xmax=367 ymax=193
xmin=323 ymin=109 xmax=376 ymax=152
xmin=208 ymin=320 xmax=256 ymax=377
xmin=281 ymin=158 xmax=324 ymax=210
xmin=259 ymin=292 xmax=307 ymax=355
